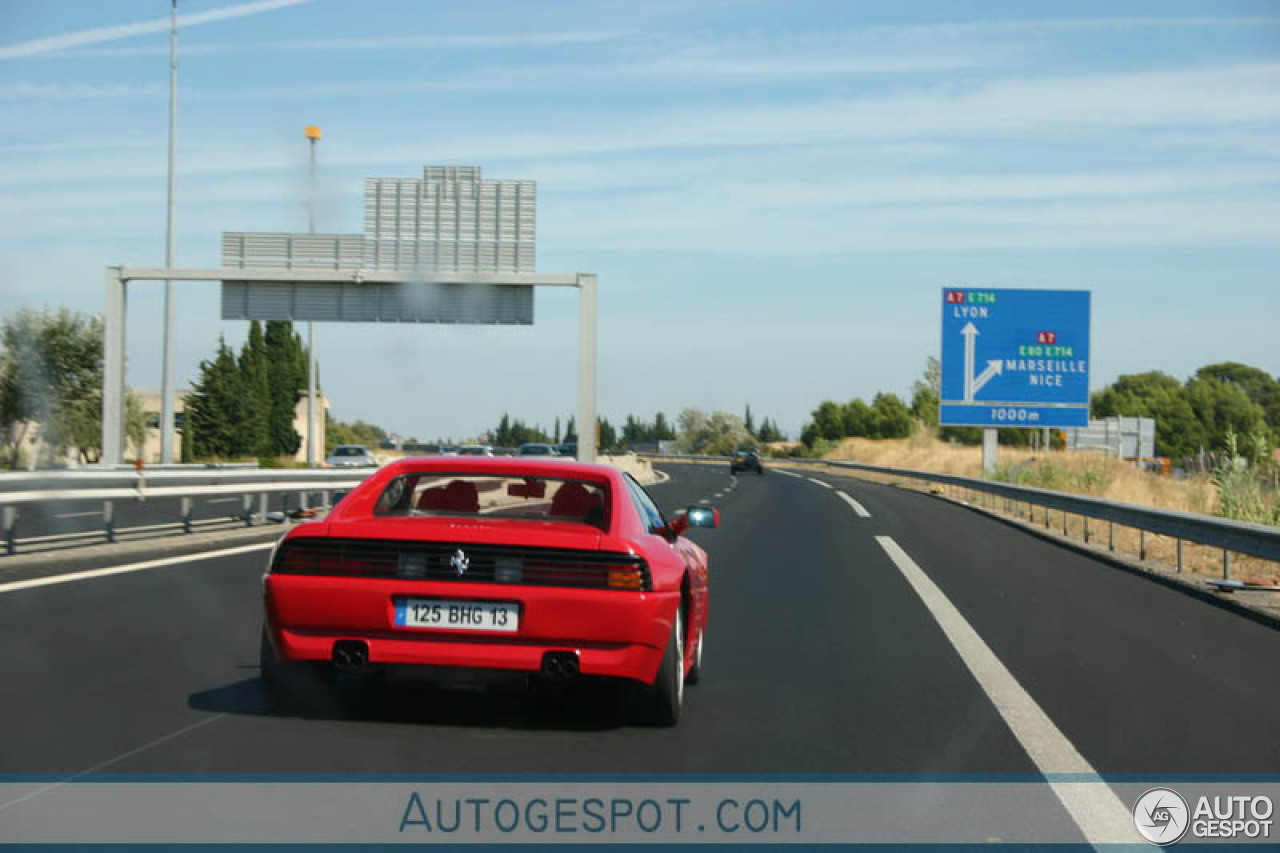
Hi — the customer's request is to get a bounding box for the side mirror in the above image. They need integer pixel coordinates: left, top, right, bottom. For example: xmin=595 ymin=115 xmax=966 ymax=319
xmin=669 ymin=505 xmax=720 ymax=537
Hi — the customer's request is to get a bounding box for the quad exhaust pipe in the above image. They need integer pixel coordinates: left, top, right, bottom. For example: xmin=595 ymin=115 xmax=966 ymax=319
xmin=540 ymin=651 xmax=580 ymax=681
xmin=332 ymin=639 xmax=369 ymax=670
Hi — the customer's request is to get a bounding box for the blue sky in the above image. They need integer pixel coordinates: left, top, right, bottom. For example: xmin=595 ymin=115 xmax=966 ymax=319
xmin=1 ymin=0 xmax=1277 ymax=440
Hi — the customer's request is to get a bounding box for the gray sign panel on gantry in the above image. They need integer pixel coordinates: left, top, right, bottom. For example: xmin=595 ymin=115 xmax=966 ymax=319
xmin=219 ymin=166 xmax=536 ymax=324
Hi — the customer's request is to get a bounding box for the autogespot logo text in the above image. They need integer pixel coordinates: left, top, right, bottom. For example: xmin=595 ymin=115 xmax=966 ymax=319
xmin=1133 ymin=788 xmax=1275 ymax=845
xmin=1134 ymin=788 xmax=1190 ymax=846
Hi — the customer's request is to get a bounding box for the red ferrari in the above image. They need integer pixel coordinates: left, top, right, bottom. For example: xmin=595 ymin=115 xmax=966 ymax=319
xmin=260 ymin=457 xmax=718 ymax=725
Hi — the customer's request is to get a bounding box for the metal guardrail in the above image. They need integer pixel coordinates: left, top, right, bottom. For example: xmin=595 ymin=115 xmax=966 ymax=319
xmin=642 ymin=453 xmax=1280 ymax=573
xmin=0 ymin=467 xmax=374 ymax=555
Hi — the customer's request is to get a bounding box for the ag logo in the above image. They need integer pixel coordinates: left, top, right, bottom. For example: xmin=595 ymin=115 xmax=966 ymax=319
xmin=450 ymin=549 xmax=470 ymax=576
xmin=1134 ymin=788 xmax=1190 ymax=845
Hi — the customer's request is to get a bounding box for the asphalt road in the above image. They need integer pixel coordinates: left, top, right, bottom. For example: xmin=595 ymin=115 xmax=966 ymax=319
xmin=2 ymin=462 xmax=1277 ymax=782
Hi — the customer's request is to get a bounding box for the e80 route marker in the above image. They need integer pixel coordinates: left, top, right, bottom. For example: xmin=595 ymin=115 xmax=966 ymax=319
xmin=940 ymin=288 xmax=1091 ymax=428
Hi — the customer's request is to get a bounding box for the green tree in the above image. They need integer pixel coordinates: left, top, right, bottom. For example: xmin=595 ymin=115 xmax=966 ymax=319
xmin=1184 ymin=376 xmax=1267 ymax=456
xmin=870 ymin=392 xmax=913 ymax=439
xmin=326 ymin=417 xmax=389 ymax=453
xmin=1091 ymin=371 xmax=1203 ymax=458
xmin=599 ymin=417 xmax=617 ymax=451
xmin=743 ymin=404 xmax=755 ymax=437
xmin=263 ymin=321 xmax=307 ymax=457
xmin=494 ymin=413 xmax=512 ymax=447
xmin=184 ymin=337 xmax=244 ymax=459
xmin=0 ymin=307 xmax=137 ymax=467
xmin=756 ymin=417 xmax=785 ymax=443
xmin=841 ymin=399 xmax=873 ymax=437
xmin=677 ymin=408 xmax=754 ymax=456
xmin=653 ymin=411 xmax=675 ymax=441
xmin=59 ymin=389 xmax=146 ymax=465
xmin=237 ymin=321 xmax=271 ymax=456
xmin=806 ymin=400 xmax=844 ymax=444
xmin=1194 ymin=362 xmax=1280 ymax=440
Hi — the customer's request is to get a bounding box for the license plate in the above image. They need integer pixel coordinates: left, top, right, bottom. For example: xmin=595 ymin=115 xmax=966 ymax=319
xmin=395 ymin=599 xmax=519 ymax=632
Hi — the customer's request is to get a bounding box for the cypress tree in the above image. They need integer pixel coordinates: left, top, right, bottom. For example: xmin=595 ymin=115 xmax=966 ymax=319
xmin=263 ymin=321 xmax=305 ymax=456
xmin=186 ymin=337 xmax=242 ymax=459
xmin=238 ymin=321 xmax=271 ymax=456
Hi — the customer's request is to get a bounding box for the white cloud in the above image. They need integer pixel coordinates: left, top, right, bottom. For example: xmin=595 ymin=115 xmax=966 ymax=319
xmin=0 ymin=0 xmax=309 ymax=60
xmin=0 ymin=82 xmax=164 ymax=100
xmin=48 ymin=30 xmax=633 ymax=59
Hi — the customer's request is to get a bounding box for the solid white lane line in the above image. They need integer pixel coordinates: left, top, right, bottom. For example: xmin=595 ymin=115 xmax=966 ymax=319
xmin=836 ymin=490 xmax=871 ymax=518
xmin=874 ymin=535 xmax=1133 ymax=845
xmin=806 ymin=477 xmax=832 ymax=489
xmin=0 ymin=713 xmax=225 ymax=813
xmin=0 ymin=541 xmax=278 ymax=595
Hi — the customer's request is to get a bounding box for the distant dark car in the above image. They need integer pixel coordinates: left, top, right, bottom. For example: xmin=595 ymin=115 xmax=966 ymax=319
xmin=730 ymin=448 xmax=764 ymax=475
xmin=556 ymin=442 xmax=578 ymax=458
xmin=518 ymin=443 xmax=559 ymax=457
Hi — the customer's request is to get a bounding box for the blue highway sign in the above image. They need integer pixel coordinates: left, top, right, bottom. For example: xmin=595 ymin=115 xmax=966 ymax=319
xmin=940 ymin=288 xmax=1091 ymax=428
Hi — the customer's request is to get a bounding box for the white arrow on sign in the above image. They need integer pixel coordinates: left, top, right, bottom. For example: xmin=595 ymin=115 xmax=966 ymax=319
xmin=960 ymin=322 xmax=1002 ymax=402
xmin=971 ymin=359 xmax=1003 ymax=397
xmin=961 ymin=322 xmax=978 ymax=401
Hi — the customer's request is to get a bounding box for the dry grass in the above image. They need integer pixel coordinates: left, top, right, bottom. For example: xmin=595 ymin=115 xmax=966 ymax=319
xmin=824 ymin=434 xmax=1216 ymax=513
xmin=818 ymin=434 xmax=1278 ymax=585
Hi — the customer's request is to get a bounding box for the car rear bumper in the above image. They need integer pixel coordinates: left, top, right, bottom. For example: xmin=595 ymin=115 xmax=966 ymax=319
xmin=263 ymin=575 xmax=678 ymax=684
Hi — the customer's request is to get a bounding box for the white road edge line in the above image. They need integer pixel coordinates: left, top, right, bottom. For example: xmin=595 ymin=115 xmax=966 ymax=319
xmin=873 ymin=535 xmax=1133 ymax=845
xmin=0 ymin=541 xmax=278 ymax=595
xmin=806 ymin=477 xmax=833 ymax=489
xmin=836 ymin=490 xmax=871 ymax=518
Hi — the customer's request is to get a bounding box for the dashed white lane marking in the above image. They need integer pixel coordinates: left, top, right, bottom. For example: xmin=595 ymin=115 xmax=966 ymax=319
xmin=52 ymin=510 xmax=100 ymax=519
xmin=874 ymin=535 xmax=1133 ymax=845
xmin=0 ymin=713 xmax=225 ymax=813
xmin=206 ymin=497 xmax=241 ymax=505
xmin=0 ymin=541 xmax=278 ymax=595
xmin=775 ymin=470 xmax=803 ymax=478
xmin=836 ymin=490 xmax=871 ymax=518
xmin=806 ymin=477 xmax=832 ymax=489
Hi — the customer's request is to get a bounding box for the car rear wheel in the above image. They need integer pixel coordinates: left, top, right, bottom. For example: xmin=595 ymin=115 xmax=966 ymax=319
xmin=686 ymin=626 xmax=704 ymax=686
xmin=644 ymin=608 xmax=685 ymax=726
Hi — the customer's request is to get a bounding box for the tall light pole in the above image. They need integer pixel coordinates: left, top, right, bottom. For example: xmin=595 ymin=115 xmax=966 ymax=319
xmin=304 ymin=125 xmax=322 ymax=467
xmin=159 ymin=0 xmax=179 ymax=463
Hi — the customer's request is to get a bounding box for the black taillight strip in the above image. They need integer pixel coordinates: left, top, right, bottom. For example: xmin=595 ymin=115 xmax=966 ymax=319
xmin=272 ymin=539 xmax=649 ymax=591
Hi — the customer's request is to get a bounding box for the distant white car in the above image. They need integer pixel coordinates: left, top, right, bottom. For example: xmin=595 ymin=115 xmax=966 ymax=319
xmin=326 ymin=445 xmax=378 ymax=468
xmin=457 ymin=444 xmax=495 ymax=456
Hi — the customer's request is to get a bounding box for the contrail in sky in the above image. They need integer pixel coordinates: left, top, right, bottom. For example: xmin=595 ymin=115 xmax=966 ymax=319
xmin=0 ymin=0 xmax=309 ymax=60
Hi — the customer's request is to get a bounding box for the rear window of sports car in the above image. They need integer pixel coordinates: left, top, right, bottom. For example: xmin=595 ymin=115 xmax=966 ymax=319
xmin=373 ymin=474 xmax=609 ymax=529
